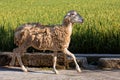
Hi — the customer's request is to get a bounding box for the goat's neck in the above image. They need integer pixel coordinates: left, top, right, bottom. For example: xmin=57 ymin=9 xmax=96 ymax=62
xmin=62 ymin=22 xmax=73 ymax=36
xmin=62 ymin=18 xmax=73 ymax=36
xmin=67 ymin=23 xmax=73 ymax=36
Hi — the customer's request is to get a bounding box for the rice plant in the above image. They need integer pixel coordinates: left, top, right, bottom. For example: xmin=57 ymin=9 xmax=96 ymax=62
xmin=0 ymin=0 xmax=120 ymax=53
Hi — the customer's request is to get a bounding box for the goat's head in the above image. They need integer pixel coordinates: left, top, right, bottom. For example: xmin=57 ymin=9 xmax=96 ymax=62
xmin=63 ymin=10 xmax=83 ymax=24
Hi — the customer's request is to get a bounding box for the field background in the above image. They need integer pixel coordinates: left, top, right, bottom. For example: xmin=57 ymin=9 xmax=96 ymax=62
xmin=0 ymin=0 xmax=120 ymax=53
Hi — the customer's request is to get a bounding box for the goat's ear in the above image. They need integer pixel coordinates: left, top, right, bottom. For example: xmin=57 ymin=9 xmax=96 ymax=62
xmin=63 ymin=16 xmax=70 ymax=24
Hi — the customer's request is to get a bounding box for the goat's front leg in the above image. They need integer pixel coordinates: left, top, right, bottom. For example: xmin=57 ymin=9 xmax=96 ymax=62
xmin=63 ymin=48 xmax=82 ymax=72
xmin=53 ymin=51 xmax=58 ymax=74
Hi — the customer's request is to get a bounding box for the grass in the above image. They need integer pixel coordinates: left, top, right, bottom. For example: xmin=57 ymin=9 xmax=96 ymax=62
xmin=0 ymin=0 xmax=120 ymax=53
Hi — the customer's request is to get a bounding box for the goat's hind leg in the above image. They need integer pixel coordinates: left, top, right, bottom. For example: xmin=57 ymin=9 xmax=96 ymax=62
xmin=53 ymin=51 xmax=58 ymax=74
xmin=16 ymin=52 xmax=28 ymax=72
xmin=13 ymin=47 xmax=28 ymax=72
xmin=9 ymin=51 xmax=16 ymax=66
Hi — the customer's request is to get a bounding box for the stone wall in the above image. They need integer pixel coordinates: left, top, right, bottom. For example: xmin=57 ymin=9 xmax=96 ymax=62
xmin=1 ymin=52 xmax=120 ymax=70
xmin=99 ymin=58 xmax=120 ymax=69
xmin=0 ymin=52 xmax=67 ymax=69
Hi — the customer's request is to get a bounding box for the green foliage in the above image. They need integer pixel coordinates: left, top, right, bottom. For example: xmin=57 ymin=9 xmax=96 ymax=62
xmin=0 ymin=0 xmax=120 ymax=53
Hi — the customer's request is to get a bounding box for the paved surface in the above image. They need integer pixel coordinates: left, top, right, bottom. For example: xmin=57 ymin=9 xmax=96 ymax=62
xmin=75 ymin=54 xmax=120 ymax=57
xmin=0 ymin=67 xmax=120 ymax=80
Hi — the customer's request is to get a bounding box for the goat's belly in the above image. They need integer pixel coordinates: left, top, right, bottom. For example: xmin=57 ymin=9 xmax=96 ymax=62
xmin=32 ymin=43 xmax=53 ymax=50
xmin=32 ymin=45 xmax=53 ymax=51
xmin=32 ymin=36 xmax=53 ymax=50
xmin=31 ymin=41 xmax=69 ymax=51
xmin=31 ymin=34 xmax=70 ymax=51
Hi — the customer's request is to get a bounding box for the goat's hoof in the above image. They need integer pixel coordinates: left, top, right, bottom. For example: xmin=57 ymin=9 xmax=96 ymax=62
xmin=53 ymin=70 xmax=59 ymax=74
xmin=76 ymin=68 xmax=82 ymax=73
xmin=76 ymin=66 xmax=82 ymax=73
xmin=55 ymin=71 xmax=59 ymax=74
xmin=23 ymin=68 xmax=28 ymax=72
xmin=9 ymin=64 xmax=13 ymax=67
xmin=23 ymin=70 xmax=28 ymax=72
xmin=9 ymin=62 xmax=14 ymax=66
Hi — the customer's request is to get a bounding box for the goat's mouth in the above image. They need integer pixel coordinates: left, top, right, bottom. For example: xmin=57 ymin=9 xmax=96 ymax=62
xmin=78 ymin=19 xmax=84 ymax=23
xmin=72 ymin=18 xmax=84 ymax=24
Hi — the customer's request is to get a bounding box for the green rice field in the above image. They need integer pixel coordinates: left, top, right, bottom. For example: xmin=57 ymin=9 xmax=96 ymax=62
xmin=0 ymin=0 xmax=120 ymax=53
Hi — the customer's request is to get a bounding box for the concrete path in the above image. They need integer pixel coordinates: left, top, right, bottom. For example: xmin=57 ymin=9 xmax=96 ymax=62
xmin=0 ymin=67 xmax=120 ymax=80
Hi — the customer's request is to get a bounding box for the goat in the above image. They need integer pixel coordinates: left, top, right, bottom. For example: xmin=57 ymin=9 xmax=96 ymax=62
xmin=10 ymin=10 xmax=84 ymax=74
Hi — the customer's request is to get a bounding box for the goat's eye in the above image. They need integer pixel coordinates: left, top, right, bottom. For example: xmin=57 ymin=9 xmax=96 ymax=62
xmin=71 ymin=13 xmax=74 ymax=15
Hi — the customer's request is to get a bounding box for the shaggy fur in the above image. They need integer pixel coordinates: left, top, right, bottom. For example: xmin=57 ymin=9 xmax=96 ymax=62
xmin=14 ymin=23 xmax=71 ymax=51
xmin=10 ymin=10 xmax=83 ymax=74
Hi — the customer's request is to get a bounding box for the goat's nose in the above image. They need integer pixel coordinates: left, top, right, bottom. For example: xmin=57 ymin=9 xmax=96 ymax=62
xmin=82 ymin=18 xmax=84 ymax=22
xmin=80 ymin=18 xmax=84 ymax=23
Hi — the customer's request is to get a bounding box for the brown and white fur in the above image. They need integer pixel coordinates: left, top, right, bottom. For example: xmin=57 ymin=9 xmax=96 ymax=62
xmin=10 ymin=10 xmax=84 ymax=74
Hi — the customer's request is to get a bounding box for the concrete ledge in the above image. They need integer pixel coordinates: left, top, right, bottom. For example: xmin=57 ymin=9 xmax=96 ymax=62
xmin=67 ymin=57 xmax=88 ymax=69
xmin=99 ymin=58 xmax=120 ymax=69
xmin=1 ymin=52 xmax=120 ymax=70
xmin=0 ymin=52 xmax=11 ymax=66
xmin=75 ymin=54 xmax=120 ymax=57
xmin=0 ymin=52 xmax=67 ymax=69
xmin=67 ymin=57 xmax=98 ymax=70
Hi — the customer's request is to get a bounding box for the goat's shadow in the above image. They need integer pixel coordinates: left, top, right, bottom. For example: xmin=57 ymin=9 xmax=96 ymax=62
xmin=0 ymin=66 xmax=23 ymax=72
xmin=30 ymin=70 xmax=55 ymax=74
xmin=0 ymin=66 xmax=55 ymax=74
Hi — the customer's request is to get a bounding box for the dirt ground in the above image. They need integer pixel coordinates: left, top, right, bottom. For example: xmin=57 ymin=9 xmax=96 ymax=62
xmin=0 ymin=67 xmax=120 ymax=80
